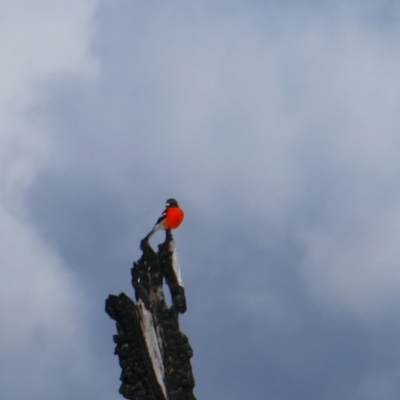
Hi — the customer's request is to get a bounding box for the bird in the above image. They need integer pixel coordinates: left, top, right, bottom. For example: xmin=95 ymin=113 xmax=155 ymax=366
xmin=145 ymin=198 xmax=185 ymax=240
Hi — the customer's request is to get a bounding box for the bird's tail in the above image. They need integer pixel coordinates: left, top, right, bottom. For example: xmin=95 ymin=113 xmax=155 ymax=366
xmin=144 ymin=222 xmax=162 ymax=241
xmin=144 ymin=229 xmax=155 ymax=240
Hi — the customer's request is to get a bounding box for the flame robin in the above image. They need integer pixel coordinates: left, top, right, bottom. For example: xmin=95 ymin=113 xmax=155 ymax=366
xmin=145 ymin=198 xmax=184 ymax=240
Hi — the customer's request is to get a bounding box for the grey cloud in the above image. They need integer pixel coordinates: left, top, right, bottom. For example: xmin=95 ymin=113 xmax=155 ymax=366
xmin=21 ymin=1 xmax=400 ymax=399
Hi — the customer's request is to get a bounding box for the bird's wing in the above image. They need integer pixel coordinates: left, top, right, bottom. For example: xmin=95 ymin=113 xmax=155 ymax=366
xmin=145 ymin=208 xmax=167 ymax=240
xmin=154 ymin=210 xmax=166 ymax=226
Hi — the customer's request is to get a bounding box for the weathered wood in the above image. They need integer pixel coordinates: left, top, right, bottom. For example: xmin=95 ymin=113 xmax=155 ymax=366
xmin=105 ymin=231 xmax=196 ymax=400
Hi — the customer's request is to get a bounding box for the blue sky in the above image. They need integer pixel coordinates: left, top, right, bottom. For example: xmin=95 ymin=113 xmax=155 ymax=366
xmin=2 ymin=1 xmax=400 ymax=399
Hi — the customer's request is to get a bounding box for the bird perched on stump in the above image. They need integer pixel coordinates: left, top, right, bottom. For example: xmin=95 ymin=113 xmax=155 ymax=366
xmin=145 ymin=198 xmax=185 ymax=240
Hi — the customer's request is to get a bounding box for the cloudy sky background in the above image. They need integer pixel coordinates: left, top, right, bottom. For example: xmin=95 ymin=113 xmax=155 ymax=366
xmin=2 ymin=1 xmax=400 ymax=399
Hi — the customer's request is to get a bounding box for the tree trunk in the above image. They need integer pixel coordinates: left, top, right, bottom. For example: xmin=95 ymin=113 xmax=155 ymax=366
xmin=105 ymin=231 xmax=196 ymax=400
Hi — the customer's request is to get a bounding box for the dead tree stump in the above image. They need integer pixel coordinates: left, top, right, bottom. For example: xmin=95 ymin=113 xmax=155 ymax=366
xmin=105 ymin=231 xmax=196 ymax=400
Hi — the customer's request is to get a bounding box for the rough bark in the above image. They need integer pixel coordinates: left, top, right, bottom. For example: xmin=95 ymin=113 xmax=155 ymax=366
xmin=105 ymin=231 xmax=196 ymax=400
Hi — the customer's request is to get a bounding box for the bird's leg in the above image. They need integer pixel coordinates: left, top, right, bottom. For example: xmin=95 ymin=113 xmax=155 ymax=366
xmin=165 ymin=229 xmax=173 ymax=241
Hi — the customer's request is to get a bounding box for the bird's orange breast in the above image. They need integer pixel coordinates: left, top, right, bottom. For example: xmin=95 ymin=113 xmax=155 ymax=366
xmin=165 ymin=207 xmax=185 ymax=229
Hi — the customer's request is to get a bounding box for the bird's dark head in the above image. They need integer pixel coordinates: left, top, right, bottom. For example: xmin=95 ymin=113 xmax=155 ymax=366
xmin=166 ymin=198 xmax=179 ymax=207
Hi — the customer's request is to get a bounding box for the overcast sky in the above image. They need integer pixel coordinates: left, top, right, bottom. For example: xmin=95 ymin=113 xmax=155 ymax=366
xmin=2 ymin=1 xmax=400 ymax=399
